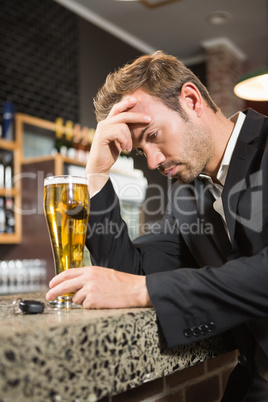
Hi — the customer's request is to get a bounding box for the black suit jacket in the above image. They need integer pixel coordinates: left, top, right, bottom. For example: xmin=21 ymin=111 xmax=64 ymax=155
xmin=86 ymin=109 xmax=268 ymax=362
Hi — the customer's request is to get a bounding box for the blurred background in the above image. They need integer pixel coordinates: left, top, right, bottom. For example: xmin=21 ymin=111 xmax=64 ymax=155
xmin=0 ymin=3 xmax=267 ymax=399
xmin=0 ymin=0 xmax=267 ymax=288
xmin=1 ymin=0 xmax=267 ymax=126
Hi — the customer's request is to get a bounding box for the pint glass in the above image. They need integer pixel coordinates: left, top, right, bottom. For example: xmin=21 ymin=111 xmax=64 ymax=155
xmin=44 ymin=175 xmax=90 ymax=308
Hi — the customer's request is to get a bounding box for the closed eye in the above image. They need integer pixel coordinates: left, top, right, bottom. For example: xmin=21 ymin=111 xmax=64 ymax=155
xmin=135 ymin=148 xmax=145 ymax=156
xmin=135 ymin=131 xmax=158 ymax=156
xmin=148 ymin=131 xmax=157 ymax=141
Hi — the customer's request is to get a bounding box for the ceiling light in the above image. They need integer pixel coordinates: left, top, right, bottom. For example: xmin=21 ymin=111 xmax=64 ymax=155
xmin=141 ymin=0 xmax=180 ymax=6
xmin=207 ymin=11 xmax=232 ymax=25
xmin=113 ymin=0 xmax=181 ymax=6
xmin=234 ymin=63 xmax=268 ymax=101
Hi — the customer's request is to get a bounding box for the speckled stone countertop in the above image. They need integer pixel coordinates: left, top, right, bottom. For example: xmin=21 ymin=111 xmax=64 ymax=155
xmin=0 ymin=292 xmax=232 ymax=402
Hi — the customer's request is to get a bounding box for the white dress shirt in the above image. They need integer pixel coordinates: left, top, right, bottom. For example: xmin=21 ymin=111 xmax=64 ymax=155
xmin=199 ymin=112 xmax=246 ymax=229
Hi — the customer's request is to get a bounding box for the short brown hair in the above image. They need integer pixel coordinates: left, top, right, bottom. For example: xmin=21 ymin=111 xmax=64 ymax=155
xmin=94 ymin=51 xmax=218 ymax=122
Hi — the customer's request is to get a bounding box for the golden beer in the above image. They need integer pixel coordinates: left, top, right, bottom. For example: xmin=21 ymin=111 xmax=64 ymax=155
xmin=44 ymin=175 xmax=90 ymax=308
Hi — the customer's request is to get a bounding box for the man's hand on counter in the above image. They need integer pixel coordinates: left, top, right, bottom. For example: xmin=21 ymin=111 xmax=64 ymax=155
xmin=46 ymin=266 xmax=153 ymax=309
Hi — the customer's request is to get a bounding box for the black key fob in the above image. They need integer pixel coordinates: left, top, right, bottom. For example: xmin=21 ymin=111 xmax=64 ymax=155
xmin=19 ymin=300 xmax=45 ymax=314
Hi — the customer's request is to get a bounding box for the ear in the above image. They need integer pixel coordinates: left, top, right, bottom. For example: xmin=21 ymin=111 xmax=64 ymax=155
xmin=179 ymin=82 xmax=203 ymax=117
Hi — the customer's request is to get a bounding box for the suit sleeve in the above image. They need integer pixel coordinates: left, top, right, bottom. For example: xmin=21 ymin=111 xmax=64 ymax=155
xmin=86 ymin=178 xmax=198 ymax=274
xmin=86 ymin=180 xmax=268 ymax=350
xmin=146 ymin=247 xmax=268 ymax=348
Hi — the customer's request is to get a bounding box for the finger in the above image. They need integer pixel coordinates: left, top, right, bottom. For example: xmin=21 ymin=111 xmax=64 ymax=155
xmin=72 ymin=288 xmax=86 ymax=306
xmin=96 ymin=122 xmax=132 ymax=150
xmin=108 ymin=97 xmax=137 ymax=118
xmin=99 ymin=112 xmax=150 ymax=152
xmin=108 ymin=111 xmax=151 ymax=126
xmin=93 ymin=121 xmax=131 ymax=154
xmin=46 ymin=277 xmax=82 ymax=301
xmin=94 ymin=111 xmax=151 ymax=156
xmin=48 ymin=267 xmax=88 ymax=288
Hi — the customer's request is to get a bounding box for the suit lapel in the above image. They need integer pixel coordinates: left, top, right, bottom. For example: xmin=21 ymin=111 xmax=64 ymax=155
xmin=173 ymin=179 xmax=231 ymax=266
xmin=222 ymin=109 xmax=263 ymax=242
xmin=195 ymin=178 xmax=231 ymax=259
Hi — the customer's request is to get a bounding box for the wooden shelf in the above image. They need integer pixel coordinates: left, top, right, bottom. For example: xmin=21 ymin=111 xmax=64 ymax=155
xmin=22 ymin=154 xmax=86 ymax=167
xmin=0 ymin=138 xmax=18 ymax=151
xmin=61 ymin=155 xmax=86 ymax=167
xmin=0 ymin=188 xmax=17 ymax=197
xmin=0 ymin=113 xmax=90 ymax=245
xmin=16 ymin=113 xmax=57 ymax=134
xmin=22 ymin=153 xmax=86 ymax=176
xmin=0 ymin=233 xmax=21 ymax=244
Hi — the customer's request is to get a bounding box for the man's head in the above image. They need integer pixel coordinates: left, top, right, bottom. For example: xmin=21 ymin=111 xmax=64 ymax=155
xmin=94 ymin=51 xmax=219 ymax=122
xmin=93 ymin=51 xmax=232 ymax=184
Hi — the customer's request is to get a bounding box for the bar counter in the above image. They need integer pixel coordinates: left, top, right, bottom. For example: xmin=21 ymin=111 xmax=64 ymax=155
xmin=0 ymin=292 xmax=232 ymax=401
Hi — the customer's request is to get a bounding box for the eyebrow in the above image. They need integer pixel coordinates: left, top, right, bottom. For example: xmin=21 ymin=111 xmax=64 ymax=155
xmin=138 ymin=124 xmax=151 ymax=143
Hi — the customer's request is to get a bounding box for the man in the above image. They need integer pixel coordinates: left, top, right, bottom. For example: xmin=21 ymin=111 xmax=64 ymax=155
xmin=46 ymin=51 xmax=268 ymax=401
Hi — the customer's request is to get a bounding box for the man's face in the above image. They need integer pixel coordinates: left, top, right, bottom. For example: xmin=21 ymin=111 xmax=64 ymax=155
xmin=126 ymin=89 xmax=214 ymax=184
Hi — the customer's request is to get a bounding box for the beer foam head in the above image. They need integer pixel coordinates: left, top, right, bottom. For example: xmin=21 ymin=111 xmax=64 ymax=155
xmin=44 ymin=175 xmax=88 ymax=186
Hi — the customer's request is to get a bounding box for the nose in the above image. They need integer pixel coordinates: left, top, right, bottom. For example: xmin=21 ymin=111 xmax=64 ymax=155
xmin=146 ymin=150 xmax=165 ymax=170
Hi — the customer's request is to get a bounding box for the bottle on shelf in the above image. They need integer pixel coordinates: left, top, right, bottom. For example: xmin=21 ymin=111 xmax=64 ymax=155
xmin=72 ymin=123 xmax=81 ymax=156
xmin=5 ymin=197 xmax=15 ymax=234
xmin=0 ymin=153 xmax=4 ymax=188
xmin=4 ymin=152 xmax=13 ymax=190
xmin=73 ymin=123 xmax=86 ymax=163
xmin=51 ymin=117 xmax=64 ymax=155
xmin=88 ymin=128 xmax=95 ymax=145
xmin=65 ymin=120 xmax=75 ymax=159
xmin=0 ymin=197 xmax=6 ymax=234
xmin=81 ymin=127 xmax=90 ymax=163
xmin=2 ymin=102 xmax=14 ymax=141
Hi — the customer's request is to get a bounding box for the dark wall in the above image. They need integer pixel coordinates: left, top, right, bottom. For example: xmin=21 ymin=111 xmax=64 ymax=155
xmin=0 ymin=0 xmax=208 ymax=265
xmin=0 ymin=0 xmax=79 ymax=122
xmin=245 ymin=100 xmax=268 ymax=116
xmin=78 ymin=17 xmax=142 ymax=128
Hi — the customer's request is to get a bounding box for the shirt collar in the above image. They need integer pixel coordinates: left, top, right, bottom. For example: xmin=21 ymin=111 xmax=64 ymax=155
xmin=199 ymin=111 xmax=246 ymax=186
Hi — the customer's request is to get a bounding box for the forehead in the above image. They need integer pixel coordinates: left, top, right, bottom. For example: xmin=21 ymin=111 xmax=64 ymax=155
xmin=127 ymin=91 xmax=175 ymax=150
xmin=123 ymin=89 xmax=164 ymax=113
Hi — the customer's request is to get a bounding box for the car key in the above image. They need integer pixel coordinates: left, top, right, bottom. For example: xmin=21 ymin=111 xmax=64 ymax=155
xmin=19 ymin=299 xmax=45 ymax=314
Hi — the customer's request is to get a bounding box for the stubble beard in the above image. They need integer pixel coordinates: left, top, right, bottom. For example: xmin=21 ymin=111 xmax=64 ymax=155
xmin=159 ymin=121 xmax=213 ymax=184
xmin=179 ymin=122 xmax=213 ymax=183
